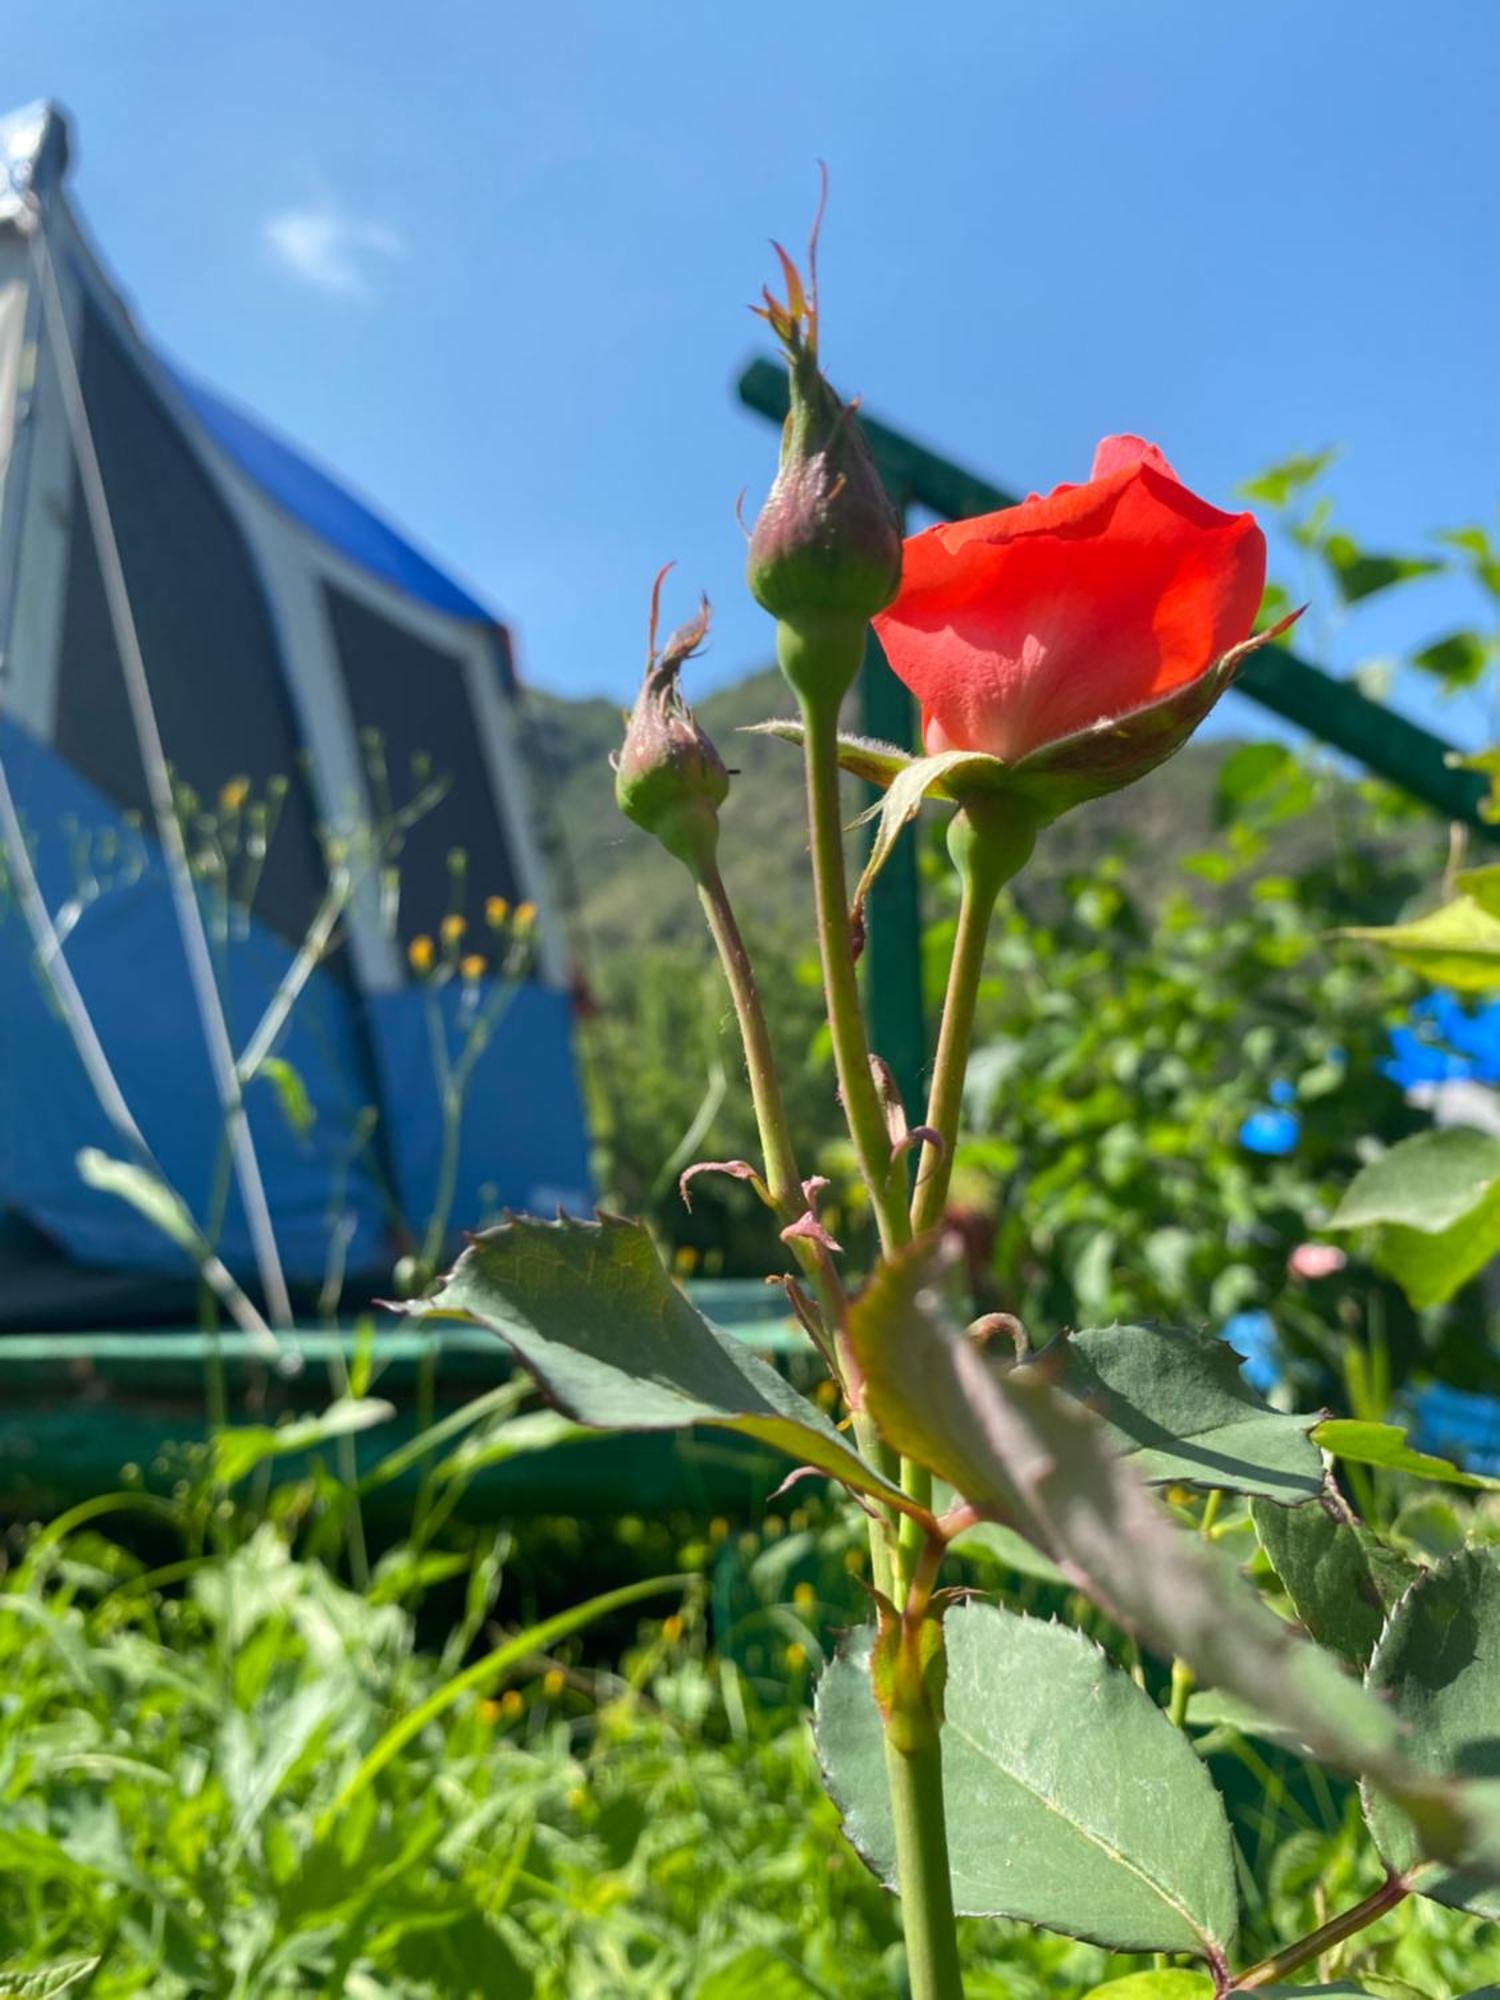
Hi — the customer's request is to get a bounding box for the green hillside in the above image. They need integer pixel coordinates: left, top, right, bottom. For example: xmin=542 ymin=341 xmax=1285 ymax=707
xmin=520 ymin=663 xmax=1260 ymax=961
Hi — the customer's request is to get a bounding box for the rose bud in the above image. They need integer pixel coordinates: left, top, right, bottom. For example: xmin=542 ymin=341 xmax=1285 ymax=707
xmin=613 ymin=568 xmax=728 ymax=877
xmin=746 ymin=185 xmax=903 ymax=700
xmin=873 ymin=435 xmax=1297 ymax=822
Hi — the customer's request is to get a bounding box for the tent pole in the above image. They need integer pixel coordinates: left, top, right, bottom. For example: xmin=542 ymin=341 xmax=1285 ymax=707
xmin=24 ymin=198 xmax=294 ymax=1330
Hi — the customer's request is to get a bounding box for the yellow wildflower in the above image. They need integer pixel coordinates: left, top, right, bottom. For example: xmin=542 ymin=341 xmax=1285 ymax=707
xmin=661 ymin=1613 xmax=684 ymax=1644
xmin=407 ymin=935 xmax=435 ymax=975
xmin=219 ymin=777 xmax=250 ymax=813
xmin=459 ymin=953 xmax=487 ymax=982
xmin=440 ymin=913 xmax=466 ymax=947
xmin=485 ymin=895 xmax=510 ymax=927
xmin=542 ymin=1669 xmax=566 ymax=1700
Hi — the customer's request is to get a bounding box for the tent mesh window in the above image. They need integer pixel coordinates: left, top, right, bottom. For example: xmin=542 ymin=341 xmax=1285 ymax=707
xmin=322 ymin=582 xmax=521 ymax=955
xmin=51 ymin=299 xmax=328 ymax=949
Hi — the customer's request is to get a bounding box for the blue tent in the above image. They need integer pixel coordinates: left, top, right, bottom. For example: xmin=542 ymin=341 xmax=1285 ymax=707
xmin=0 ymin=102 xmax=591 ymax=1321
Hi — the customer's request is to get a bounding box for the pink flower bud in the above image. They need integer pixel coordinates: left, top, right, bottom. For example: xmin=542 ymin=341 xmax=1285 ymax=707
xmin=614 ymin=571 xmax=728 ymax=876
xmin=1287 ymin=1243 xmax=1348 ymax=1281
xmin=745 ymin=180 xmax=902 ymax=661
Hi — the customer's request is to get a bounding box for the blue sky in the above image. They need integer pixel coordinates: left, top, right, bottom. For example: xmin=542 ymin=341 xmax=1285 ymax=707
xmin=7 ymin=1 xmax=1499 ymax=752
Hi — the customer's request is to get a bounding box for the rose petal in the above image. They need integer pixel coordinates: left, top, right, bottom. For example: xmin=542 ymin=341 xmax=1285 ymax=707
xmin=874 ymin=443 xmax=1265 ymax=768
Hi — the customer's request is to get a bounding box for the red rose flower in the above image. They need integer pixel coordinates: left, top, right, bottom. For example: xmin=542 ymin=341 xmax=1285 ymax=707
xmin=873 ymin=436 xmax=1270 ymax=782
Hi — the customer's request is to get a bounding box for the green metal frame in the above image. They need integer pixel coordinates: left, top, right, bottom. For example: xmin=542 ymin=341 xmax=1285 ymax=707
xmin=0 ymin=1284 xmax=810 ymax=1523
xmin=739 ymin=355 xmax=1491 ymax=1109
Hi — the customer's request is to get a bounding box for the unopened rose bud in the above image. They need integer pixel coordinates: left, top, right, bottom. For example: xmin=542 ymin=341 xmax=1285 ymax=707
xmin=614 ymin=570 xmax=729 ymax=878
xmin=746 ymin=182 xmax=902 ymax=702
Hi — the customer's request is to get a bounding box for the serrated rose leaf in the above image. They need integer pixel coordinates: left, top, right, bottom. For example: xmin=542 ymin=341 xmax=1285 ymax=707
xmin=417 ymin=1213 xmax=919 ymax=1519
xmin=845 ymin=1243 xmax=1500 ymax=1879
xmin=1251 ymin=1497 xmax=1416 ymax=1668
xmin=817 ymin=1603 xmax=1238 ymax=1959
xmin=1057 ymin=1323 xmax=1323 ymax=1500
xmin=1363 ymin=1548 xmax=1500 ymax=1918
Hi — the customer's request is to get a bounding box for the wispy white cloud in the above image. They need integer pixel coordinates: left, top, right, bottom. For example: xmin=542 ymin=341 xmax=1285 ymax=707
xmin=262 ymin=199 xmax=404 ymax=301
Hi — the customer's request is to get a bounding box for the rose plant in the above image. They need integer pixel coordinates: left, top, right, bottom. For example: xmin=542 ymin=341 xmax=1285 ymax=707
xmin=414 ymin=204 xmax=1500 ymax=1998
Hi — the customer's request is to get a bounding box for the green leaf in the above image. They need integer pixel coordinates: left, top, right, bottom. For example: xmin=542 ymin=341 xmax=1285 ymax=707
xmin=256 ymin=1055 xmax=316 ymax=1135
xmin=435 ymin=1408 xmax=593 ymax=1481
xmin=1413 ymin=630 xmax=1490 ymax=691
xmin=849 ymin=748 xmax=1008 ymax=921
xmin=212 ymin=1398 xmax=397 ymax=1487
xmin=1314 ymin=1419 xmax=1500 ymax=1492
xmin=816 ymin=1603 xmax=1238 ymax=1957
xmin=1454 ymin=750 xmax=1500 ymax=824
xmin=418 ymin=1213 xmax=915 ymax=1517
xmin=1081 ymin=1977 xmax=1212 ymax=2000
xmin=1237 ymin=449 xmax=1338 ymax=509
xmin=845 ymin=1243 xmax=1500 ymax=1874
xmin=1321 ymin=533 xmax=1442 ymax=604
xmin=1364 ymin=1548 xmax=1500 ymax=1916
xmin=1438 ymin=525 xmax=1494 ymax=562
xmin=741 ymin=716 xmax=915 ymax=791
xmin=1391 ymin=1494 xmax=1468 ymax=1563
xmin=1251 ymin=1498 xmax=1416 ymax=1666
xmin=1458 ymin=865 xmax=1500 ymax=920
xmin=1337 ymin=897 xmax=1500 ymax=991
xmin=950 ymin=1518 xmax=1066 ymax=1586
xmin=1327 ymin=1127 xmax=1500 ymax=1308
xmin=1330 ymin=1128 xmax=1500 ymax=1234
xmin=0 ymin=1963 xmax=103 ymax=1999
xmin=697 ymin=1948 xmax=821 ymax=1999
xmin=1215 ymin=741 xmax=1294 ymax=823
xmin=323 ymin=1571 xmax=689 ymax=1829
xmin=1182 ymin=1688 xmax=1306 ymax=1751
xmin=1054 ymin=1323 xmax=1323 ymax=1500
xmin=76 ymin=1147 xmax=204 ymax=1260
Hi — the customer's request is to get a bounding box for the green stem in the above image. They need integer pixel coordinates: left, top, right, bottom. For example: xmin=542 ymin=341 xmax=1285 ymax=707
xmin=1167 ymin=1658 xmax=1195 ymax=1729
xmin=697 ymin=856 xmax=854 ymax=1347
xmin=1166 ymin=1491 xmax=1222 ymax=1729
xmin=909 ymin=845 xmax=1004 ymax=1239
xmin=798 ymin=686 xmax=911 ymax=1255
xmin=1229 ymin=1873 xmax=1410 ymax=1991
xmin=697 ymin=859 xmax=802 ymax=1212
xmin=885 ymin=1734 xmax=965 ymax=2000
xmin=901 ymin=803 xmax=1029 ymax=1560
xmin=793 ymin=652 xmax=960 ymax=1997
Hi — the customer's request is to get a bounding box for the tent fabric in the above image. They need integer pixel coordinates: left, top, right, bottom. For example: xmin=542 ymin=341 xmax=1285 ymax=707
xmin=0 ymin=100 xmax=592 ymax=1311
xmin=0 ymin=721 xmax=389 ymax=1279
xmin=57 ymin=298 xmax=330 ymax=948
xmin=366 ymin=981 xmax=592 ymax=1235
xmin=170 ymin=367 xmax=495 ymax=625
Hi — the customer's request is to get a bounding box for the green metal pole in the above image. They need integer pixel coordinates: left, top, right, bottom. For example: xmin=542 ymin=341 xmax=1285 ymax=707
xmin=861 ymin=612 xmax=928 ymax=1130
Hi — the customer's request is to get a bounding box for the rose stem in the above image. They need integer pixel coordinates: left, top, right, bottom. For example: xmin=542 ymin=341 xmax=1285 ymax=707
xmin=795 ymin=676 xmax=912 ymax=1257
xmin=1167 ymin=1490 xmax=1223 ymax=1728
xmin=696 ymin=857 xmax=803 ymax=1215
xmin=1228 ymin=1873 xmax=1410 ymax=1991
xmin=902 ymin=801 xmax=1032 ymax=1556
xmin=694 ymin=857 xmax=862 ymax=1403
xmin=887 ymin=1734 xmax=966 ymax=2000
xmin=795 ymin=668 xmax=963 ymax=2000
